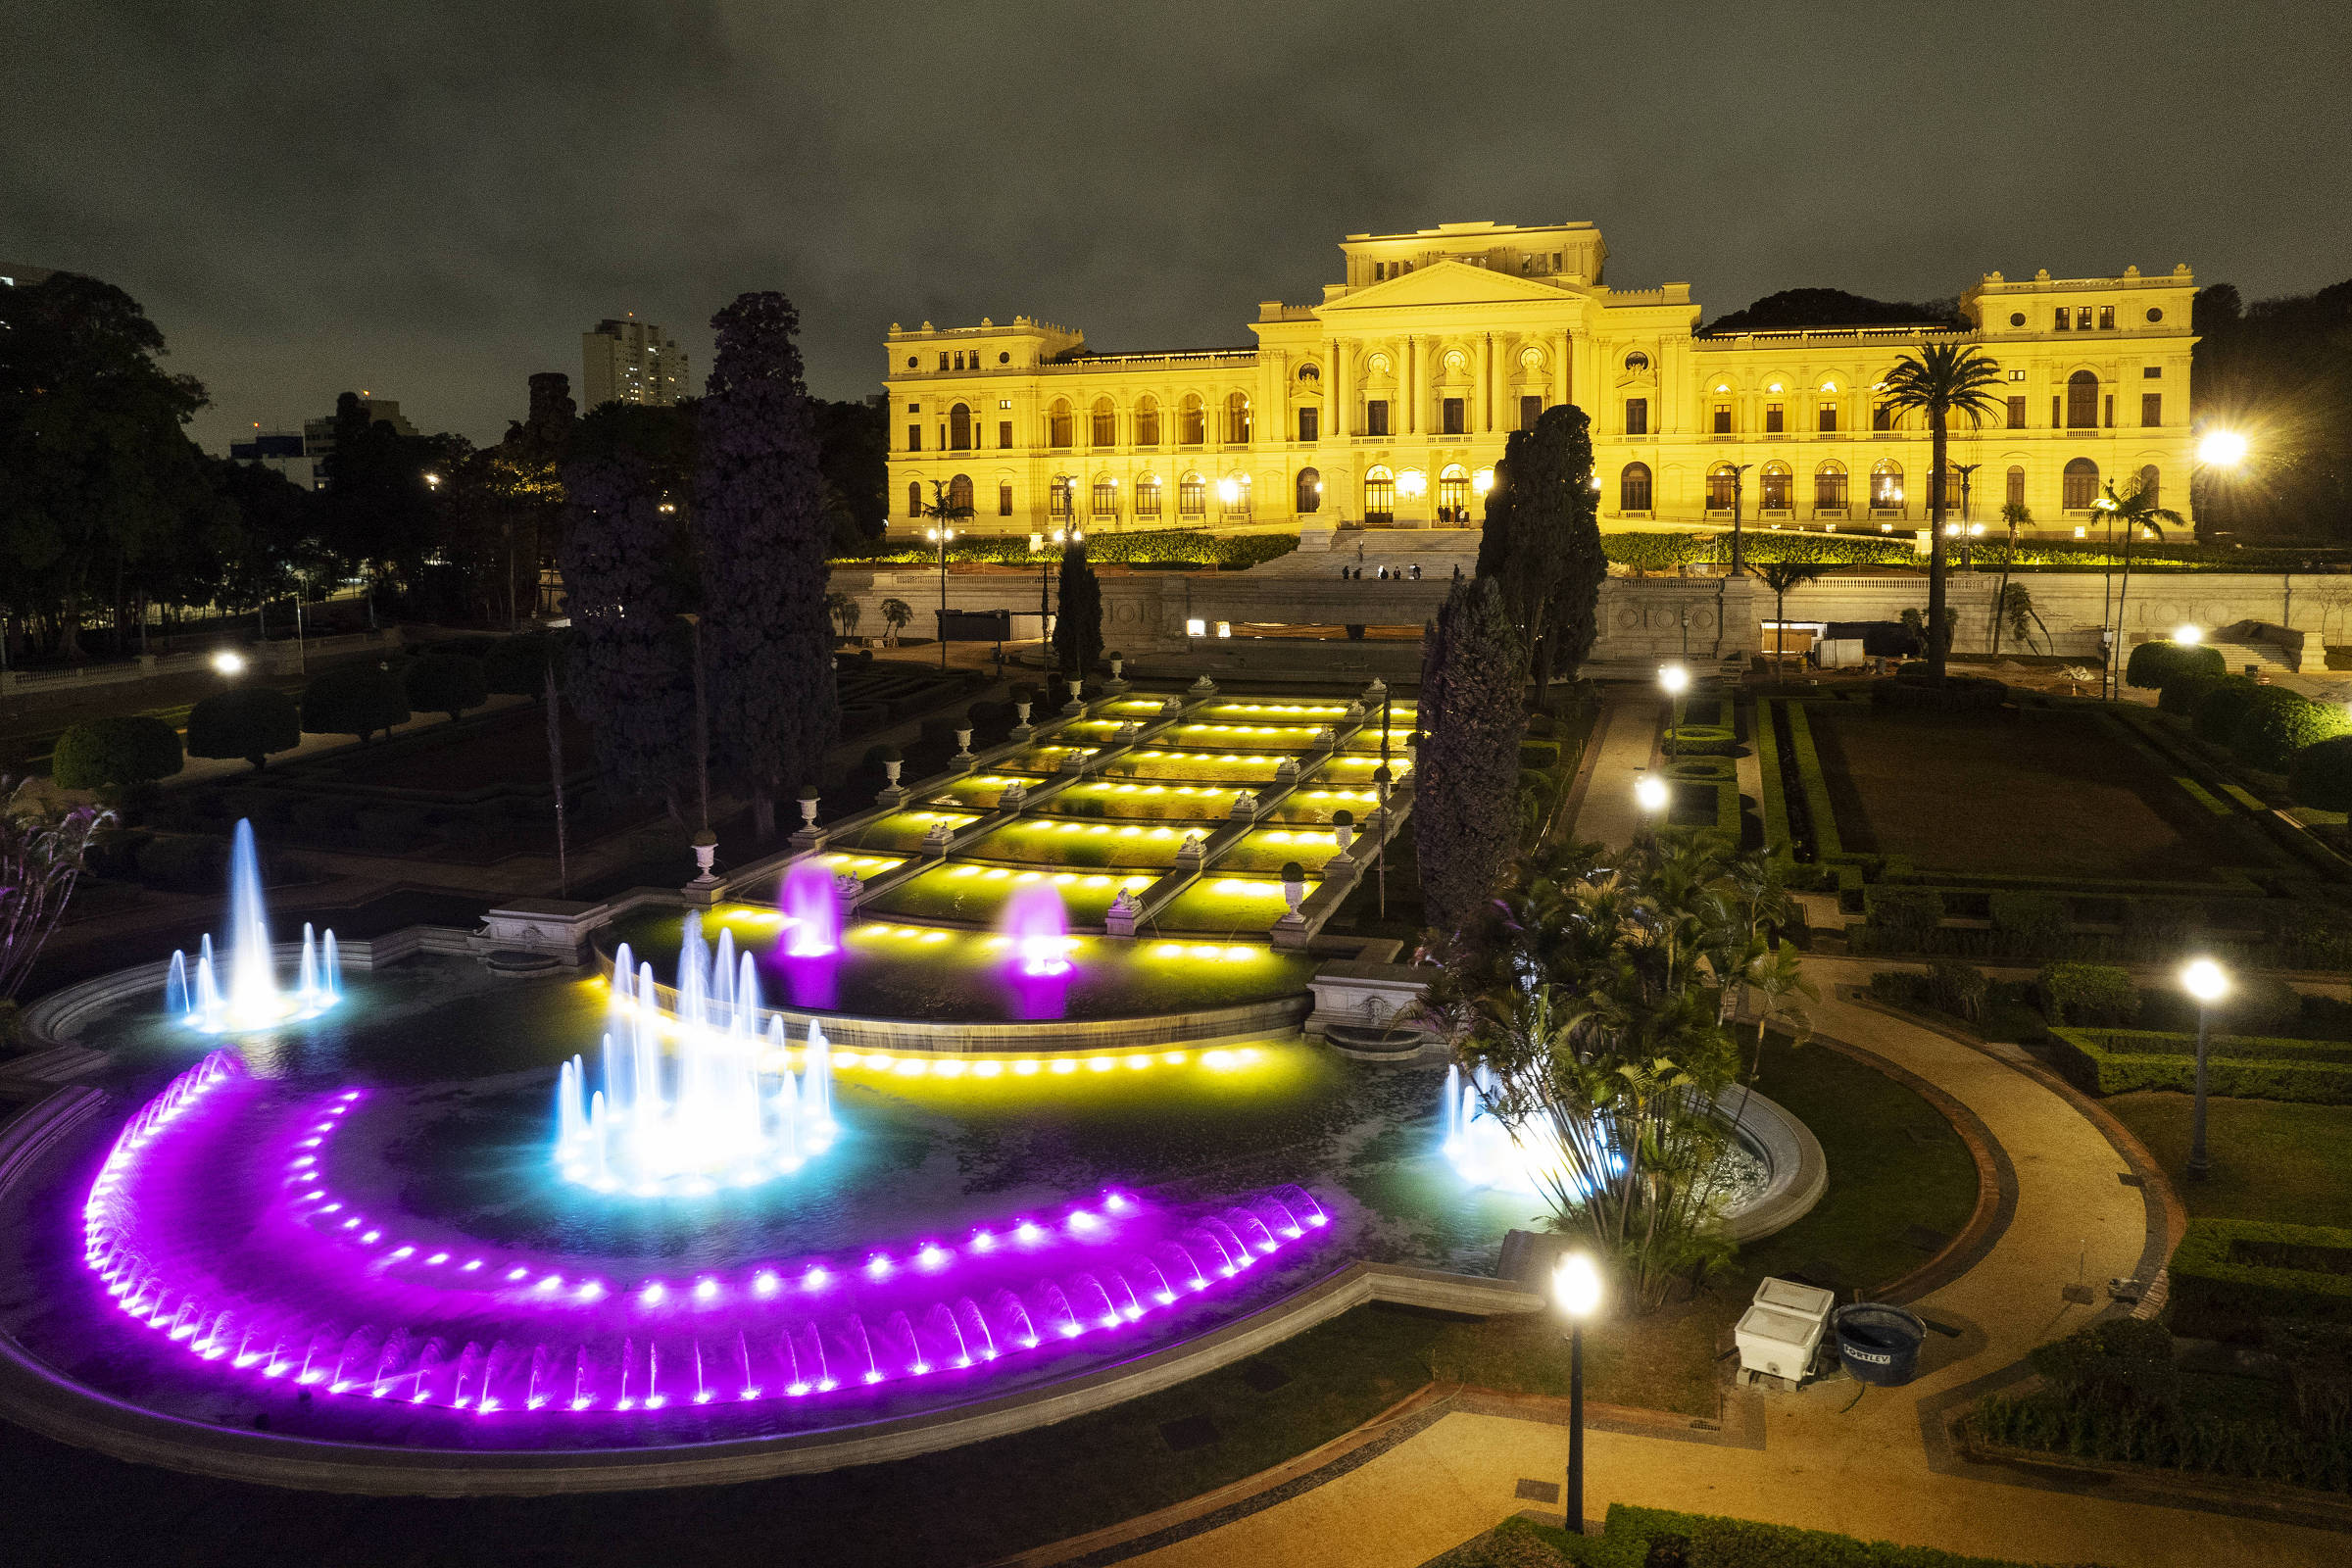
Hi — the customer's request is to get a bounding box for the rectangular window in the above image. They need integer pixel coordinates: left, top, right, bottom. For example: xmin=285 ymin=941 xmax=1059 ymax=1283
xmin=2142 ymin=392 xmax=2162 ymax=426
xmin=1366 ymin=400 xmax=1391 ymax=437
xmin=2007 ymin=396 xmax=2027 ymax=429
xmin=1442 ymin=397 xmax=1464 ymax=435
xmin=1626 ymin=397 xmax=1648 ymax=435
xmin=2143 ymin=365 xmax=2163 ymax=378
xmin=1298 ymin=407 xmax=1319 ymax=442
xmin=1520 ymin=395 xmax=1543 ymax=430
xmin=906 ymin=425 xmax=921 ymax=452
xmin=998 ymin=482 xmax=1013 ymax=516
xmin=1091 ymin=408 xmax=1114 ymax=446
xmin=2099 ymin=305 xmax=2115 ymax=330
xmin=2052 ymin=395 xmax=2062 ymax=427
xmin=938 ymin=352 xmax=950 ymax=370
xmin=2055 ymin=307 xmax=2070 ymax=331
xmin=1873 ymin=404 xmax=1892 ymax=432
xmin=999 ymin=420 xmax=1013 ymax=449
xmin=2104 ymin=394 xmax=2115 ymax=428
xmin=2006 ymin=467 xmax=2026 ymax=509
xmin=2078 ymin=307 xmax=2094 ymax=331
xmin=1818 ymin=403 xmax=1838 ymax=433
xmin=1765 ymin=402 xmax=1785 ymax=433
xmin=1713 ymin=403 xmax=1733 ymax=434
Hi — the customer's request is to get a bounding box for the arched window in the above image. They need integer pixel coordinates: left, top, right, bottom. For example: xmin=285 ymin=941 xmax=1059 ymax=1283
xmin=1760 ymin=463 xmax=1792 ymax=511
xmin=1297 ymin=467 xmax=1322 ymax=514
xmin=1179 ymin=395 xmax=1205 ymax=446
xmin=2136 ymin=465 xmax=2160 ymax=508
xmin=2066 ymin=370 xmax=2099 ymax=430
xmin=1707 ymin=464 xmax=1740 ymax=512
xmin=1090 ymin=398 xmax=1115 ymax=447
xmin=2063 ymin=458 xmax=2100 ymax=510
xmin=1221 ymin=473 xmax=1252 ymax=516
xmin=1049 ymin=399 xmax=1073 ymax=449
xmin=1871 ymin=461 xmax=1904 ymax=510
xmin=1364 ymin=465 xmax=1395 ymax=523
xmin=1135 ymin=397 xmax=1160 ymax=448
xmin=949 ymin=404 xmax=972 ymax=451
xmin=1225 ymin=391 xmax=1251 ymax=444
xmin=1620 ymin=463 xmax=1653 ymax=513
xmin=1438 ymin=464 xmax=1469 ymax=521
xmin=2005 ymin=466 xmax=2026 ymax=510
xmin=906 ymin=480 xmax=922 ymax=518
xmin=1933 ymin=466 xmax=1966 ymax=512
xmin=1049 ymin=475 xmax=1073 ymax=518
xmin=1297 ymin=363 xmax=1320 ymax=382
xmin=947 ymin=473 xmax=973 ymax=513
xmin=1177 ymin=472 xmax=1205 ymax=516
xmin=1135 ymin=475 xmax=1162 ymax=517
xmin=1815 ymin=463 xmax=1848 ymax=511
xmin=1092 ymin=475 xmax=1118 ymax=517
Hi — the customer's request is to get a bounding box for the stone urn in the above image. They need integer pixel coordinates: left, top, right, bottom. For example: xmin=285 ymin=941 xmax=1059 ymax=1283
xmin=1009 ymin=684 xmax=1037 ymax=742
xmin=874 ymin=744 xmax=906 ymax=806
xmin=1277 ymin=860 xmax=1307 ymax=925
xmin=1331 ymin=808 xmax=1354 ymax=859
xmin=1061 ymin=678 xmax=1086 ymax=716
xmin=1105 ymin=651 xmax=1130 ymax=693
xmin=796 ymin=789 xmax=821 ymax=831
xmin=689 ymin=828 xmax=720 ymax=887
xmin=954 ymin=727 xmax=976 ymax=766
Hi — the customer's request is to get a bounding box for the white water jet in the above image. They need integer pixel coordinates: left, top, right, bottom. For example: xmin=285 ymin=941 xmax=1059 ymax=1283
xmin=167 ymin=820 xmax=339 ymax=1032
xmin=558 ymin=931 xmax=839 ymax=1196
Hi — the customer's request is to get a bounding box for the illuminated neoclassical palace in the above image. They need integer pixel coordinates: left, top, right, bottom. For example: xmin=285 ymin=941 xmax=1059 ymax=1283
xmin=884 ymin=220 xmax=2198 ymax=538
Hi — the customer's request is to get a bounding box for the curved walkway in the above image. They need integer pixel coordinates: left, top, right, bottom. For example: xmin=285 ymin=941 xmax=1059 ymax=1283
xmin=1094 ymin=956 xmax=2345 ymax=1568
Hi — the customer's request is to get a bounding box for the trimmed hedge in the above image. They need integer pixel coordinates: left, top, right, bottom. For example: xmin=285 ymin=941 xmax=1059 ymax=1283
xmin=1863 ymin=886 xmax=1944 ymax=947
xmin=2169 ymin=1217 xmax=2352 ymax=1333
xmin=2036 ymin=961 xmax=2139 ymax=1025
xmin=831 ymin=529 xmax=1298 ymax=570
xmin=405 ymin=652 xmax=489 ymax=722
xmin=1986 ymin=891 xmax=2068 ymax=950
xmin=482 ymin=632 xmax=565 ymax=698
xmin=2126 ymin=638 xmax=2225 ymax=691
xmin=52 ymin=714 xmax=183 ymax=791
xmin=1873 ymin=669 xmax=2007 ymax=711
xmin=1518 ymin=739 xmax=1560 ymax=770
xmin=302 ymin=663 xmax=411 ymax=742
xmin=1662 ymin=724 xmax=1737 ymax=756
xmin=2157 ymin=669 xmax=2227 ymax=716
xmin=185 ymin=687 xmax=301 ymax=770
xmin=2046 ymin=1026 xmax=2352 ymax=1102
xmin=2289 ymin=734 xmax=2352 ymax=812
xmin=2190 ymin=673 xmax=2259 ymax=746
xmin=1500 ymin=1503 xmax=2069 ymax=1568
xmin=2230 ymin=685 xmax=2351 ymax=772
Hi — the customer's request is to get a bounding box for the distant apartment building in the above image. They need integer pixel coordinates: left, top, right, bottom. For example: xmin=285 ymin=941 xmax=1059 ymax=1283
xmin=289 ymin=396 xmax=421 ymax=487
xmin=228 ymin=428 xmax=321 ymax=489
xmin=582 ymin=318 xmax=687 ymax=410
xmin=1 ymin=265 xmax=58 ymax=288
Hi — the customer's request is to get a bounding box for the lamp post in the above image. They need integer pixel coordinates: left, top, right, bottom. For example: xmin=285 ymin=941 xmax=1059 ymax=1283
xmin=1552 ymin=1252 xmax=1602 ymax=1536
xmin=1727 ymin=463 xmax=1753 ymax=575
xmin=1041 ymin=525 xmax=1080 ymax=664
xmin=1373 ymin=763 xmax=1392 ymax=919
xmin=2181 ymin=958 xmax=2230 ymax=1180
xmin=927 ymin=524 xmax=956 ymax=672
xmin=1658 ymin=662 xmax=1690 ymax=763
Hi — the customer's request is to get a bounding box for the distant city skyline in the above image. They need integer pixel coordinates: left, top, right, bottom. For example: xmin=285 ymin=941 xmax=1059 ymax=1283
xmin=7 ymin=2 xmax=2347 ymax=456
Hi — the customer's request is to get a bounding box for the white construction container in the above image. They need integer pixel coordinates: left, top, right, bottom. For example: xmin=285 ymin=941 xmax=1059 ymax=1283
xmin=1736 ymin=1277 xmax=1835 ymax=1385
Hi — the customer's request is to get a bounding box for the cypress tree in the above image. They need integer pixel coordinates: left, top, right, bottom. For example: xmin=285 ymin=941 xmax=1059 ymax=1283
xmin=694 ymin=292 xmax=836 ymax=841
xmin=1473 ymin=435 xmax=1521 ymax=584
xmin=1496 ymin=405 xmax=1602 ymax=693
xmin=560 ymin=452 xmax=695 ymax=818
xmin=1415 ymin=577 xmax=1525 ymax=936
xmin=1052 ymin=544 xmax=1103 ymax=677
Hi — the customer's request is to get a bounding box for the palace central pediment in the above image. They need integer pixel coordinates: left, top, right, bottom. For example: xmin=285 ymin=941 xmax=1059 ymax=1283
xmin=1314 ymin=260 xmax=1591 ymax=316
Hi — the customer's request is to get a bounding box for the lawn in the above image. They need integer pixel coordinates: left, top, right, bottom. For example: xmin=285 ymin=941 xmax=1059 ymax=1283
xmin=1806 ymin=703 xmax=2251 ymax=879
xmin=2105 ymin=1092 xmax=2352 ymax=1228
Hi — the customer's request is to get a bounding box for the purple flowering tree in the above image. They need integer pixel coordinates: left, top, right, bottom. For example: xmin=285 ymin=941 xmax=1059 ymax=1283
xmin=695 ymin=292 xmax=836 ymax=842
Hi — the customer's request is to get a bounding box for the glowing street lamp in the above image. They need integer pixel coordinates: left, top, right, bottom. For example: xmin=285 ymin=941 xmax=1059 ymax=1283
xmin=1658 ymin=663 xmax=1690 ymax=762
xmin=2175 ymin=624 xmax=2203 ymax=646
xmin=1552 ymin=1251 xmax=1603 ymax=1536
xmin=2196 ymin=430 xmax=2249 ymax=469
xmin=1633 ymin=774 xmax=1669 ymax=815
xmin=211 ymin=651 xmax=246 ymax=678
xmin=2181 ymin=958 xmax=2229 ymax=1180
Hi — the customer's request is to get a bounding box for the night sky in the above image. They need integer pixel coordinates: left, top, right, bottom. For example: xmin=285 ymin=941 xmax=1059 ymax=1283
xmin=7 ymin=1 xmax=2347 ymax=454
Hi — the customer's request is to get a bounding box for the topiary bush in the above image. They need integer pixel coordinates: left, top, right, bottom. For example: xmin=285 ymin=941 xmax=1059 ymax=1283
xmin=2289 ymin=735 xmax=2352 ymax=812
xmin=2190 ymin=673 xmax=2260 ymax=746
xmin=1662 ymin=725 xmax=1737 ymax=756
xmin=2126 ymin=638 xmax=2226 ymax=691
xmin=1518 ymin=739 xmax=1560 ymax=770
xmin=404 ymin=651 xmax=490 ymax=723
xmin=2230 ymin=685 xmax=2351 ymax=773
xmin=302 ymin=663 xmax=411 ymax=743
xmin=52 ymin=714 xmax=183 ymax=792
xmin=2038 ymin=961 xmax=2140 ymax=1026
xmin=1864 ymin=886 xmax=1945 ymax=948
xmin=481 ymin=632 xmax=565 ymax=698
xmin=185 ymin=687 xmax=301 ymax=771
xmin=1926 ymin=958 xmax=1989 ymax=1023
xmin=1988 ymin=891 xmax=2070 ymax=952
xmin=2158 ymin=669 xmax=2227 ymax=716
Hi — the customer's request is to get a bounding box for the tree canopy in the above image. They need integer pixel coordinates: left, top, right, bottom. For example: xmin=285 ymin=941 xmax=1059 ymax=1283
xmin=1700 ymin=287 xmax=1964 ymax=336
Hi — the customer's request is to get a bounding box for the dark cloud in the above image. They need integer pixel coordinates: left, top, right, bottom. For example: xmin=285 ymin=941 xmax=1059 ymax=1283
xmin=7 ymin=0 xmax=2347 ymax=452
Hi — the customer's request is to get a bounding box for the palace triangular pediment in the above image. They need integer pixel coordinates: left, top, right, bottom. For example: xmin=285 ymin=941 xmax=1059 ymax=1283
xmin=1317 ymin=259 xmax=1588 ymax=315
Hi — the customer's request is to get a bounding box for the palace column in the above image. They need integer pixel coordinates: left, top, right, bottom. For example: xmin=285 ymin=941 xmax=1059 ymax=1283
xmin=1554 ymin=331 xmax=1571 ymax=411
xmin=1329 ymin=336 xmax=1347 ymax=437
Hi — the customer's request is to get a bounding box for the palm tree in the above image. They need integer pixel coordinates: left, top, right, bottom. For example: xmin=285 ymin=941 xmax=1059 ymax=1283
xmin=1988 ymin=500 xmax=2032 ymax=657
xmin=1754 ymin=560 xmax=1826 ymax=681
xmin=1995 ymin=581 xmax=2052 ymax=655
xmin=1879 ymin=343 xmax=2006 ymax=681
xmin=2096 ymin=475 xmax=2187 ymax=698
xmin=878 ymin=597 xmax=912 ymax=646
xmin=824 ymin=590 xmax=860 ymax=642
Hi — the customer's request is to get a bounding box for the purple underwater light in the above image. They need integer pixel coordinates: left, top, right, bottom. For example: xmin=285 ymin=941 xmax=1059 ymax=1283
xmin=82 ymin=1054 xmax=1330 ymax=1418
